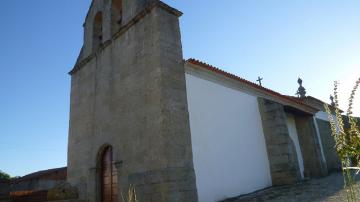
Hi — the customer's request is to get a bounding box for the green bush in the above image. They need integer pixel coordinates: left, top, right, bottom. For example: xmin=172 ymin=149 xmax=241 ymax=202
xmin=0 ymin=170 xmax=11 ymax=180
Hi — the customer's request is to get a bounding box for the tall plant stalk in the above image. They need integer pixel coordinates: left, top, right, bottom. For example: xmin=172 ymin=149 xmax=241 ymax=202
xmin=325 ymin=78 xmax=360 ymax=202
xmin=121 ymin=185 xmax=139 ymax=202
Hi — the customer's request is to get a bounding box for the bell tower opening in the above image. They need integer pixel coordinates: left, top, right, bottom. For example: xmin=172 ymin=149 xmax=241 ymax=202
xmin=93 ymin=12 xmax=103 ymax=52
xmin=111 ymin=0 xmax=122 ymax=35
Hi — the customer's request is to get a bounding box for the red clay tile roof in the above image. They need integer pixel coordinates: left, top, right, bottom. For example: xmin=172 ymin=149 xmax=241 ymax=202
xmin=10 ymin=190 xmax=48 ymax=202
xmin=12 ymin=167 xmax=67 ymax=183
xmin=303 ymin=96 xmax=343 ymax=112
xmin=301 ymin=96 xmax=331 ymax=106
xmin=186 ymin=58 xmax=318 ymax=112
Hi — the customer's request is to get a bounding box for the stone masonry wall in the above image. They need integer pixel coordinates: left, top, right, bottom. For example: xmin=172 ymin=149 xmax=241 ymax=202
xmin=67 ymin=1 xmax=197 ymax=202
xmin=295 ymin=116 xmax=328 ymax=178
xmin=0 ymin=180 xmax=10 ymax=202
xmin=258 ymin=98 xmax=301 ymax=185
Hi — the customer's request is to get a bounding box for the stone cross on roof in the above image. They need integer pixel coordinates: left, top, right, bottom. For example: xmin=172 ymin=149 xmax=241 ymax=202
xmin=296 ymin=77 xmax=307 ymax=98
xmin=330 ymin=95 xmax=335 ymax=107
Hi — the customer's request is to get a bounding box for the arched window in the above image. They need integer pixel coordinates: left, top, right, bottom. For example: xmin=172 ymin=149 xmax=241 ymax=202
xmin=111 ymin=0 xmax=122 ymax=34
xmin=100 ymin=146 xmax=118 ymax=202
xmin=93 ymin=12 xmax=103 ymax=52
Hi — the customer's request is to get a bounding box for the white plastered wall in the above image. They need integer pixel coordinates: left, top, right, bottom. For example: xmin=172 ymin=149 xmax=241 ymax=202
xmin=314 ymin=111 xmax=335 ymax=167
xmin=185 ymin=74 xmax=272 ymax=202
xmin=316 ymin=111 xmax=331 ymax=122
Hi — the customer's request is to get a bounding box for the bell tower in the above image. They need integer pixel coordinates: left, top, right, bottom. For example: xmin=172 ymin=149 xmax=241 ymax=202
xmin=67 ymin=0 xmax=198 ymax=201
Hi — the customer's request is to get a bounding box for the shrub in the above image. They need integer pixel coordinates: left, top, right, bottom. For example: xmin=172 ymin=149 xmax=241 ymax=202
xmin=325 ymin=78 xmax=360 ymax=202
xmin=0 ymin=170 xmax=11 ymax=180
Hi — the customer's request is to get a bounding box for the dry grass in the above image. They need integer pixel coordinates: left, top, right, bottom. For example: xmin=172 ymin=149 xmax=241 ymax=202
xmin=121 ymin=185 xmax=138 ymax=202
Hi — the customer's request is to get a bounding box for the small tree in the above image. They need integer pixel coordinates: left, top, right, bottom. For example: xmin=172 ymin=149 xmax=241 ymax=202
xmin=325 ymin=78 xmax=360 ymax=202
xmin=0 ymin=170 xmax=11 ymax=180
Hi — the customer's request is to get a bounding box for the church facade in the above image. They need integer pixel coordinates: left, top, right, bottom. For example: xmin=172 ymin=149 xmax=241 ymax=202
xmin=64 ymin=0 xmax=340 ymax=202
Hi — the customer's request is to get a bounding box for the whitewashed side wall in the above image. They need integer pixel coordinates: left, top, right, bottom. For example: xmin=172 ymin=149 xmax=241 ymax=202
xmin=185 ymin=74 xmax=272 ymax=202
xmin=316 ymin=111 xmax=331 ymax=122
xmin=285 ymin=113 xmax=305 ymax=178
xmin=315 ymin=110 xmax=337 ymax=168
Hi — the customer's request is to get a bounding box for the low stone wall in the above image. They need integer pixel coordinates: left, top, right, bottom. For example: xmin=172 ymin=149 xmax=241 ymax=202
xmin=11 ymin=167 xmax=66 ymax=194
xmin=9 ymin=182 xmax=82 ymax=202
xmin=5 ymin=167 xmax=68 ymax=202
xmin=0 ymin=180 xmax=10 ymax=202
xmin=11 ymin=179 xmax=65 ymax=193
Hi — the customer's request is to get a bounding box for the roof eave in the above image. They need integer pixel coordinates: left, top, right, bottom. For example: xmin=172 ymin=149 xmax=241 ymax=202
xmin=185 ymin=58 xmax=319 ymax=115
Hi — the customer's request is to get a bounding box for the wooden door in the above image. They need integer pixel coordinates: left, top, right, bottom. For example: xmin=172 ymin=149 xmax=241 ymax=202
xmin=101 ymin=147 xmax=118 ymax=202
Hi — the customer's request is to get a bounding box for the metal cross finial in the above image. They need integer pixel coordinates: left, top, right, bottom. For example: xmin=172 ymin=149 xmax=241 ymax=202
xmin=257 ymin=76 xmax=263 ymax=86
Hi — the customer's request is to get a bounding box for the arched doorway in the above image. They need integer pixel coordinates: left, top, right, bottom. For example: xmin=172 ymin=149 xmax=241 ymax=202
xmin=100 ymin=146 xmax=118 ymax=202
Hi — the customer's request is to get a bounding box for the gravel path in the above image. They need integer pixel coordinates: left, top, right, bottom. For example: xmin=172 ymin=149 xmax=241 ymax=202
xmin=224 ymin=172 xmax=360 ymax=202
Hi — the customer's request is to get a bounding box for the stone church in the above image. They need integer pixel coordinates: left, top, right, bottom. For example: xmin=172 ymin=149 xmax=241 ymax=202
xmin=1 ymin=0 xmax=341 ymax=202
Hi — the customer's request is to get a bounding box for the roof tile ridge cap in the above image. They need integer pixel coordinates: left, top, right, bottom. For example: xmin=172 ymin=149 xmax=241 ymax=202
xmin=187 ymin=58 xmax=272 ymax=90
xmin=187 ymin=58 xmax=318 ymax=111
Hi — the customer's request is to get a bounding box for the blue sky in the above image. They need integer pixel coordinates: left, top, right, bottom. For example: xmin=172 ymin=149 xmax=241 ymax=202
xmin=0 ymin=0 xmax=359 ymax=177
